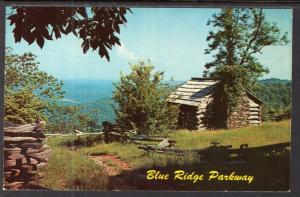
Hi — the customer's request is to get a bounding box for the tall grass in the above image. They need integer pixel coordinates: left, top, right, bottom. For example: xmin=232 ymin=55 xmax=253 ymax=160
xmin=38 ymin=120 xmax=291 ymax=190
xmin=171 ymin=120 xmax=291 ymax=149
xmin=37 ymin=137 xmax=109 ymax=190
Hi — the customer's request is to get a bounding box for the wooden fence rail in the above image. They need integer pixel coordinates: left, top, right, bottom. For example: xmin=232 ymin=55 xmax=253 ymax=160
xmin=138 ymin=140 xmax=291 ymax=164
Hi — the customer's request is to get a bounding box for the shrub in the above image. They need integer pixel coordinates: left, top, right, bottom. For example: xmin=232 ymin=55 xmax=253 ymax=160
xmin=113 ymin=61 xmax=179 ymax=135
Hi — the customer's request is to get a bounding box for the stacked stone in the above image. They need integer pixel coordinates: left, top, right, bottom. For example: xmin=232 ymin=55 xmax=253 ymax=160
xmin=196 ymin=96 xmax=214 ymax=131
xmin=4 ymin=122 xmax=52 ymax=190
xmin=226 ymin=94 xmax=251 ymax=129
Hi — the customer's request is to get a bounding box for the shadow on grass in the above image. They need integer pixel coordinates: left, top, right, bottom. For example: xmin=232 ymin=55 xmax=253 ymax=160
xmin=61 ymin=135 xmax=105 ymax=148
xmin=108 ymin=149 xmax=290 ymax=191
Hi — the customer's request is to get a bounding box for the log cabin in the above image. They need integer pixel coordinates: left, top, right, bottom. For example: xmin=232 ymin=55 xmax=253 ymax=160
xmin=168 ymin=78 xmax=263 ymax=131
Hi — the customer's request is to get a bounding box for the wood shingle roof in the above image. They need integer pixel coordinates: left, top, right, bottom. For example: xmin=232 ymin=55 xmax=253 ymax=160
xmin=168 ymin=78 xmax=220 ymax=106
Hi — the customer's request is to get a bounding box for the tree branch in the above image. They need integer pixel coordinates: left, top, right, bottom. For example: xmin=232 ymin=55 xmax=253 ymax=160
xmin=240 ymin=9 xmax=263 ymax=65
xmin=241 ymin=45 xmax=265 ymax=65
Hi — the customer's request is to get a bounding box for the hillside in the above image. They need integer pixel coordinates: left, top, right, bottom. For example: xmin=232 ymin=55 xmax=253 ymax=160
xmin=254 ymin=79 xmax=291 ymax=118
xmin=62 ymin=80 xmax=115 ymax=104
xmin=38 ymin=120 xmax=291 ymax=190
xmin=259 ymin=78 xmax=290 ymax=84
xmin=58 ymin=78 xmax=291 ymax=124
xmin=84 ymin=98 xmax=116 ymax=123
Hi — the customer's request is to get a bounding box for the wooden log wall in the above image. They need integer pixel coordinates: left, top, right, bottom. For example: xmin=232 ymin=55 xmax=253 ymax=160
xmin=175 ymin=90 xmax=261 ymax=131
xmin=248 ymin=99 xmax=261 ymax=125
xmin=4 ymin=122 xmax=53 ymax=190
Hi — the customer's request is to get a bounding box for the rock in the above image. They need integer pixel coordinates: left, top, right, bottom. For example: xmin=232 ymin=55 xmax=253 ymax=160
xmin=20 ymin=142 xmax=43 ymax=150
xmin=4 ymin=137 xmax=38 ymax=143
xmin=4 ymin=131 xmax=37 ymax=137
xmin=4 ymin=147 xmax=22 ymax=151
xmin=26 ymin=148 xmax=43 ymax=154
xmin=34 ymin=121 xmax=46 ymax=132
xmin=4 ymin=171 xmax=12 ymax=178
xmin=21 ymin=164 xmax=34 ymax=173
xmin=4 ymin=181 xmax=25 ymax=190
xmin=11 ymin=169 xmax=21 ymax=177
xmin=29 ymin=158 xmax=39 ymax=165
xmin=36 ymin=162 xmax=48 ymax=170
xmin=7 ymin=153 xmax=24 ymax=160
xmin=4 ymin=124 xmax=35 ymax=134
xmin=3 ymin=122 xmax=52 ymax=190
xmin=28 ymin=148 xmax=53 ymax=162
xmin=5 ymin=159 xmax=16 ymax=168
xmin=16 ymin=156 xmax=27 ymax=167
xmin=22 ymin=171 xmax=39 ymax=182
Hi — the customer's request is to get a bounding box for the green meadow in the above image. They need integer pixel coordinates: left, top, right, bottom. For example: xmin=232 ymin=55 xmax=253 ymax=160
xmin=37 ymin=120 xmax=291 ymax=190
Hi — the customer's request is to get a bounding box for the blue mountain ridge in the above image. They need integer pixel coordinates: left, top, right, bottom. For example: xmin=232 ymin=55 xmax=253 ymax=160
xmin=59 ymin=79 xmax=291 ymax=123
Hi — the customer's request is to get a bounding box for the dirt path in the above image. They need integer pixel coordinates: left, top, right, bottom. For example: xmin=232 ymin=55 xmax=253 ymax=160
xmin=89 ymin=154 xmax=131 ymax=176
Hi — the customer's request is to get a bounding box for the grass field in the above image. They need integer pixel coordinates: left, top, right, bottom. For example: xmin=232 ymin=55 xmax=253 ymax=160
xmin=171 ymin=120 xmax=291 ymax=149
xmin=37 ymin=120 xmax=291 ymax=190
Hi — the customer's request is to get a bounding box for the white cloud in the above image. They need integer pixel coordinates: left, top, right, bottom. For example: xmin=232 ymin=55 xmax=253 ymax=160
xmin=115 ymin=42 xmax=136 ymax=61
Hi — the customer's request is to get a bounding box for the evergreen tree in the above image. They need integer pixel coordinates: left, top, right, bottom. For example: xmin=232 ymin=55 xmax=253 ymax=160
xmin=113 ymin=61 xmax=179 ymax=135
xmin=204 ymin=8 xmax=289 ymax=117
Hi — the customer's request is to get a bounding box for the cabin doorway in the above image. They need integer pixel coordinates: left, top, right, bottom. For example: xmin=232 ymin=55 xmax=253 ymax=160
xmin=178 ymin=105 xmax=197 ymax=130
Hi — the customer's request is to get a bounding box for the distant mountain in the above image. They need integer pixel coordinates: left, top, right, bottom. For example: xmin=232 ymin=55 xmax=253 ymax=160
xmin=259 ymin=78 xmax=291 ymax=84
xmin=58 ymin=79 xmax=183 ymax=123
xmin=60 ymin=79 xmax=183 ymax=104
xmin=254 ymin=78 xmax=291 ymax=119
xmin=84 ymin=98 xmax=116 ymax=123
xmin=61 ymin=80 xmax=115 ymax=104
xmin=57 ymin=78 xmax=291 ymax=123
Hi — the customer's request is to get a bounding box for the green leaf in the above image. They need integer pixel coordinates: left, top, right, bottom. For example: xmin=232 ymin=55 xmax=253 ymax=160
xmin=36 ymin=36 xmax=44 ymax=48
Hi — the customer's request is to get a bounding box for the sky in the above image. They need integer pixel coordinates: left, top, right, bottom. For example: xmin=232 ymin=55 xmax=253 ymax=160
xmin=5 ymin=8 xmax=293 ymax=81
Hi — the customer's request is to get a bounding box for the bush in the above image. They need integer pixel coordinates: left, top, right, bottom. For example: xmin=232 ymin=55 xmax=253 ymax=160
xmin=113 ymin=61 xmax=179 ymax=135
xmin=45 ymin=103 xmax=101 ymax=134
xmin=62 ymin=135 xmax=104 ymax=148
xmin=5 ymin=49 xmax=64 ymax=125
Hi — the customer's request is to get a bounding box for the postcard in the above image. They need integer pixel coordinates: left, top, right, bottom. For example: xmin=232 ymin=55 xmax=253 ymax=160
xmin=3 ymin=6 xmax=292 ymax=191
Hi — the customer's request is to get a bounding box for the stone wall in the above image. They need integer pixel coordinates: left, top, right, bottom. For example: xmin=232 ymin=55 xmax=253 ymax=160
xmin=226 ymin=94 xmax=251 ymax=129
xmin=4 ymin=122 xmax=52 ymax=190
xmin=176 ymin=92 xmax=261 ymax=131
xmin=196 ymin=96 xmax=214 ymax=131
